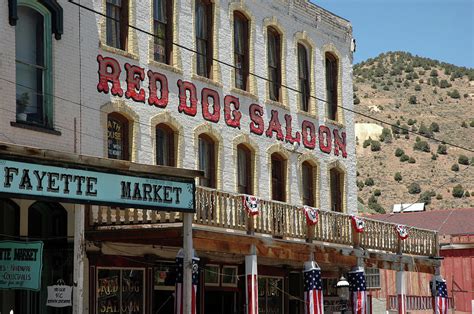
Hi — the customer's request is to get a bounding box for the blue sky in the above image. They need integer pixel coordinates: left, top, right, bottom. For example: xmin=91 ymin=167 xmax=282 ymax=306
xmin=311 ymin=0 xmax=474 ymax=68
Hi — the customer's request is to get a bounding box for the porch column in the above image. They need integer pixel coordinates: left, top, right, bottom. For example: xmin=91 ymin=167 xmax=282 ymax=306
xmin=396 ymin=269 xmax=406 ymax=314
xmin=73 ymin=204 xmax=86 ymax=313
xmin=245 ymin=246 xmax=258 ymax=314
xmin=183 ymin=213 xmax=194 ymax=314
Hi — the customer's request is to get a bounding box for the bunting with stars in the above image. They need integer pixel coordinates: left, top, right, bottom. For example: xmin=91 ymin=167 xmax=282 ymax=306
xmin=348 ymin=266 xmax=367 ymax=314
xmin=303 ymin=261 xmax=324 ymax=314
xmin=243 ymin=194 xmax=260 ymax=216
xmin=175 ymin=250 xmax=200 ymax=314
xmin=395 ymin=224 xmax=409 ymax=240
xmin=431 ymin=276 xmax=449 ymax=314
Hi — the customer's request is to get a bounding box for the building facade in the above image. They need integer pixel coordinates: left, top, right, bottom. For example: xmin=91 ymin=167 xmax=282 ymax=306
xmin=0 ymin=0 xmax=440 ymax=313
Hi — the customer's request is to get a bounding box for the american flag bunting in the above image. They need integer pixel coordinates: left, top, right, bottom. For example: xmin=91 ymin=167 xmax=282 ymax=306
xmin=303 ymin=262 xmax=324 ymax=314
xmin=243 ymin=194 xmax=260 ymax=216
xmin=245 ymin=254 xmax=258 ymax=314
xmin=303 ymin=206 xmax=319 ymax=225
xmin=432 ymin=277 xmax=449 ymax=314
xmin=175 ymin=253 xmax=199 ymax=314
xmin=348 ymin=267 xmax=367 ymax=314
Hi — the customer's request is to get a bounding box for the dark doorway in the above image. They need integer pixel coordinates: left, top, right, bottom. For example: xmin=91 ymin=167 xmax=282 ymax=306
xmin=205 ymin=291 xmax=237 ymax=314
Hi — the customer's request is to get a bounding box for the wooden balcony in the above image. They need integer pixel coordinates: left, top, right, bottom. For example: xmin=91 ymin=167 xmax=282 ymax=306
xmin=88 ymin=186 xmax=439 ymax=258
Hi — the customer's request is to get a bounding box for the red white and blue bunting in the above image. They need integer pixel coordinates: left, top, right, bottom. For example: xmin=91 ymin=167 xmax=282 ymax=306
xmin=303 ymin=261 xmax=324 ymax=314
xmin=348 ymin=266 xmax=367 ymax=314
xmin=350 ymin=215 xmax=366 ymax=233
xmin=395 ymin=224 xmax=409 ymax=240
xmin=431 ymin=275 xmax=449 ymax=314
xmin=245 ymin=255 xmax=259 ymax=314
xmin=175 ymin=249 xmax=199 ymax=314
xmin=303 ymin=206 xmax=319 ymax=225
xmin=242 ymin=195 xmax=260 ymax=216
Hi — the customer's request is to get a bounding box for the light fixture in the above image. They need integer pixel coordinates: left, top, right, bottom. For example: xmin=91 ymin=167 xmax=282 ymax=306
xmin=336 ymin=276 xmax=350 ymax=301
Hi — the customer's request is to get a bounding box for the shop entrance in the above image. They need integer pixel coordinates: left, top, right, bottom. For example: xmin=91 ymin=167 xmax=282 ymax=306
xmin=205 ymin=291 xmax=238 ymax=314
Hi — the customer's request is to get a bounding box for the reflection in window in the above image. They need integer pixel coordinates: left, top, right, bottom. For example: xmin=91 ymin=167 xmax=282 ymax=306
xmin=195 ymin=0 xmax=213 ymax=78
xmin=198 ymin=134 xmax=216 ymax=188
xmin=237 ymin=144 xmax=252 ymax=194
xmin=234 ymin=12 xmax=249 ymax=90
xmin=302 ymin=161 xmax=315 ymax=207
xmin=153 ymin=0 xmax=172 ymax=63
xmin=330 ymin=167 xmax=344 ymax=212
xmin=107 ymin=113 xmax=129 ymax=160
xmin=106 ymin=0 xmax=128 ymax=50
xmin=267 ymin=27 xmax=281 ymax=101
xmin=298 ymin=43 xmax=310 ymax=112
xmin=271 ymin=153 xmax=286 ymax=202
xmin=156 ymin=124 xmax=175 ymax=166
xmin=326 ymin=52 xmax=338 ymax=121
xmin=258 ymin=277 xmax=283 ymax=314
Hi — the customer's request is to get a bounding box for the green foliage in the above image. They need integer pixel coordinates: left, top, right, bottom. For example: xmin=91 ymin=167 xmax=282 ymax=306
xmin=408 ymin=95 xmax=417 ymax=104
xmin=413 ymin=140 xmax=430 ymax=153
xmin=365 ymin=177 xmax=375 ymax=186
xmin=458 ymin=155 xmax=469 ymax=165
xmin=419 ymin=190 xmax=436 ymax=205
xmin=395 ymin=148 xmax=404 ymax=157
xmin=466 ymin=191 xmax=471 ymax=197
xmin=408 ymin=157 xmax=416 ymax=163
xmin=431 ymin=153 xmax=438 ymax=160
xmin=379 ymin=128 xmax=392 ymax=143
xmin=383 ymin=86 xmax=389 ymax=91
xmin=430 ymin=122 xmax=440 ymax=133
xmin=357 ymin=180 xmax=365 ymax=190
xmin=418 ymin=123 xmax=433 ymax=138
xmin=439 ymin=79 xmax=451 ymax=88
xmin=461 ymin=121 xmax=468 ymax=128
xmin=371 ymin=83 xmax=377 ymax=89
xmin=431 ymin=77 xmax=439 ymax=86
xmin=470 ymin=120 xmax=474 ymax=127
xmin=394 ymin=172 xmax=402 ymax=182
xmin=414 ymin=84 xmax=421 ymax=91
xmin=368 ymin=195 xmax=385 ymax=214
xmin=430 ymin=69 xmax=438 ymax=77
xmin=400 ymin=154 xmax=409 ymax=162
xmin=357 ymin=196 xmax=365 ymax=204
xmin=437 ymin=144 xmax=447 ymax=154
xmin=374 ymin=189 xmax=381 ymax=196
xmin=436 ymin=194 xmax=443 ymax=200
xmin=452 ymin=184 xmax=464 ymax=198
xmin=448 ymin=89 xmax=460 ymax=99
xmin=354 ymin=96 xmax=360 ymax=105
xmin=370 ymin=141 xmax=381 ymax=151
xmin=451 ymin=163 xmax=459 ymax=172
xmin=363 ymin=138 xmax=372 ymax=148
xmin=407 ymin=182 xmax=421 ymax=194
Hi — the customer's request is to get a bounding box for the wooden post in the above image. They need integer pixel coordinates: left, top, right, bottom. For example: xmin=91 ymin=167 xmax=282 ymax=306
xmin=183 ymin=213 xmax=194 ymax=314
xmin=247 ymin=215 xmax=255 ymax=235
xmin=306 ymin=224 xmax=314 ymax=243
xmin=396 ymin=266 xmax=406 ymax=314
xmin=352 ymin=229 xmax=360 ymax=248
xmin=73 ymin=204 xmax=86 ymax=314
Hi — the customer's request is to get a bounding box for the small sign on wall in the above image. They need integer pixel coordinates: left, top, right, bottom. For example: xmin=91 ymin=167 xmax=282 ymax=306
xmin=46 ymin=284 xmax=72 ymax=307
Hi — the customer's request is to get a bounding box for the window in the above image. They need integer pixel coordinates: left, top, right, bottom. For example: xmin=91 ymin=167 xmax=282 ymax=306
xmin=106 ymin=0 xmax=129 ymax=50
xmin=326 ymin=52 xmax=338 ymax=121
xmin=234 ymin=12 xmax=249 ymax=90
xmin=237 ymin=144 xmax=252 ymax=194
xmin=156 ymin=124 xmax=176 ymax=166
xmin=302 ymin=161 xmax=316 ymax=207
xmin=271 ymin=153 xmax=286 ymax=202
xmin=366 ymin=268 xmax=381 ymax=289
xmin=298 ymin=44 xmax=310 ymax=112
xmin=107 ymin=113 xmax=130 ymax=160
xmin=221 ymin=266 xmax=238 ymax=287
xmin=15 ymin=3 xmax=52 ymax=128
xmin=204 ymin=264 xmax=220 ymax=286
xmin=198 ymin=134 xmax=216 ymax=188
xmin=330 ymin=167 xmax=344 ymax=212
xmin=195 ymin=0 xmax=213 ymax=78
xmin=258 ymin=277 xmax=284 ymax=314
xmin=153 ymin=0 xmax=173 ymax=63
xmin=267 ymin=27 xmax=281 ymax=102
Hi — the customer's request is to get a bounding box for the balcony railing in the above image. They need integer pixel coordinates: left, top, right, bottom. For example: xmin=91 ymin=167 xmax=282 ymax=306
xmin=89 ymin=186 xmax=439 ymax=257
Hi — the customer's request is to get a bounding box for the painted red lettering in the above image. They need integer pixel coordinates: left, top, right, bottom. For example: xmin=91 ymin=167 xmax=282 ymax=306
xmin=333 ymin=129 xmax=347 ymax=158
xmin=301 ymin=120 xmax=316 ymax=149
xmin=201 ymin=88 xmax=220 ymax=123
xmin=284 ymin=114 xmax=301 ymax=144
xmin=249 ymin=104 xmax=264 ymax=135
xmin=97 ymin=55 xmax=123 ymax=96
xmin=147 ymin=70 xmax=169 ymax=108
xmin=318 ymin=125 xmax=332 ymax=154
xmin=177 ymin=80 xmax=198 ymax=116
xmin=224 ymin=95 xmax=241 ymax=129
xmin=265 ymin=110 xmax=284 ymax=141
xmin=124 ymin=63 xmax=145 ymax=102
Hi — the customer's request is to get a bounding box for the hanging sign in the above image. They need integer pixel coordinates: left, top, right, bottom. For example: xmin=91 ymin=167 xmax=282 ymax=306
xmin=47 ymin=284 xmax=73 ymax=307
xmin=0 ymin=158 xmax=195 ymax=212
xmin=0 ymin=241 xmax=43 ymax=290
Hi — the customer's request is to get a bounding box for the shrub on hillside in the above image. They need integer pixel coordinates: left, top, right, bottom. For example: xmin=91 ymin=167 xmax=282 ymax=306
xmin=418 ymin=123 xmax=433 ymax=138
xmin=448 ymin=89 xmax=461 ymax=99
xmin=452 ymin=185 xmax=464 ymax=198
xmin=354 ymin=96 xmax=360 ymax=105
xmin=357 ymin=180 xmax=365 ymax=190
xmin=451 ymin=164 xmax=459 ymax=172
xmin=413 ymin=140 xmax=430 ymax=153
xmin=394 ymin=172 xmax=402 ymax=182
xmin=370 ymin=141 xmax=381 ymax=151
xmin=419 ymin=190 xmax=436 ymax=205
xmin=430 ymin=69 xmax=438 ymax=77
xmin=363 ymin=138 xmax=372 ymax=148
xmin=407 ymin=183 xmax=421 ymax=194
xmin=395 ymin=148 xmax=404 ymax=157
xmin=436 ymin=194 xmax=443 ymax=200
xmin=461 ymin=121 xmax=468 ymax=128
xmin=408 ymin=157 xmax=416 ymax=163
xmin=414 ymin=84 xmax=421 ymax=91
xmin=439 ymin=80 xmax=451 ymax=88
xmin=431 ymin=153 xmax=438 ymax=160
xmin=374 ymin=189 xmax=381 ymax=196
xmin=365 ymin=178 xmax=375 ymax=186
xmin=408 ymin=95 xmax=417 ymax=104
xmin=400 ymin=154 xmax=410 ymax=162
xmin=470 ymin=120 xmax=474 ymax=127
xmin=430 ymin=122 xmax=440 ymax=133
xmin=379 ymin=128 xmax=392 ymax=143
xmin=458 ymin=155 xmax=469 ymax=165
xmin=437 ymin=144 xmax=447 ymax=155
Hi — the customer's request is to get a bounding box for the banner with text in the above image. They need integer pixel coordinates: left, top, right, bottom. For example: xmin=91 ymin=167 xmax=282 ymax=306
xmin=0 ymin=241 xmax=43 ymax=290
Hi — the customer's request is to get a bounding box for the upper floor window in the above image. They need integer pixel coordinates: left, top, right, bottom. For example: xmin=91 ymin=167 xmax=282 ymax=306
xmin=267 ymin=27 xmax=281 ymax=102
xmin=198 ymin=134 xmax=216 ymax=188
xmin=195 ymin=0 xmax=213 ymax=78
xmin=156 ymin=124 xmax=176 ymax=166
xmin=237 ymin=144 xmax=252 ymax=195
xmin=298 ymin=44 xmax=310 ymax=112
xmin=326 ymin=52 xmax=338 ymax=121
xmin=15 ymin=4 xmax=53 ymax=128
xmin=153 ymin=0 xmax=173 ymax=63
xmin=106 ymin=0 xmax=129 ymax=50
xmin=107 ymin=113 xmax=130 ymax=160
xmin=302 ymin=161 xmax=316 ymax=207
xmin=271 ymin=153 xmax=286 ymax=202
xmin=234 ymin=12 xmax=249 ymax=90
xmin=330 ymin=167 xmax=344 ymax=212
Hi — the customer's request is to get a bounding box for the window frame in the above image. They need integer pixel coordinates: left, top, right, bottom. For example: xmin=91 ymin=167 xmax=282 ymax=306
xmin=267 ymin=27 xmax=282 ymax=102
xmin=301 ymin=161 xmax=316 ymax=207
xmin=105 ymin=0 xmax=129 ymax=50
xmin=204 ymin=264 xmax=220 ymax=287
xmin=271 ymin=152 xmax=286 ymax=202
xmin=329 ymin=167 xmax=344 ymax=212
xmin=233 ymin=11 xmax=249 ymax=91
xmin=195 ymin=0 xmax=213 ymax=78
xmin=155 ymin=123 xmax=176 ymax=167
xmin=15 ymin=0 xmax=53 ymax=129
xmin=198 ymin=133 xmax=217 ymax=188
xmin=297 ymin=43 xmax=310 ymax=112
xmin=237 ymin=144 xmax=252 ymax=195
xmin=153 ymin=0 xmax=173 ymax=64
xmin=365 ymin=268 xmax=381 ymax=289
xmin=107 ymin=112 xmax=130 ymax=161
xmin=325 ymin=52 xmax=339 ymax=121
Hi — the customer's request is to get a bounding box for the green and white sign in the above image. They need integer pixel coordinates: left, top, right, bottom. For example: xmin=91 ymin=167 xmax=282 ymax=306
xmin=0 ymin=159 xmax=195 ymax=212
xmin=0 ymin=241 xmax=43 ymax=290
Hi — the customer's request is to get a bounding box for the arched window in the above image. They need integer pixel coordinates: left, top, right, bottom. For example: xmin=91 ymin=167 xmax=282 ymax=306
xmin=153 ymin=0 xmax=173 ymax=63
xmin=198 ymin=134 xmax=216 ymax=188
xmin=298 ymin=43 xmax=310 ymax=112
xmin=195 ymin=0 xmax=213 ymax=78
xmin=237 ymin=144 xmax=253 ymax=194
xmin=302 ymin=161 xmax=316 ymax=207
xmin=271 ymin=152 xmax=286 ymax=202
xmin=330 ymin=167 xmax=344 ymax=212
xmin=234 ymin=11 xmax=249 ymax=90
xmin=267 ymin=27 xmax=281 ymax=102
xmin=107 ymin=112 xmax=130 ymax=160
xmin=15 ymin=2 xmax=53 ymax=127
xmin=325 ymin=52 xmax=338 ymax=121
xmin=156 ymin=123 xmax=176 ymax=166
xmin=106 ymin=0 xmax=129 ymax=50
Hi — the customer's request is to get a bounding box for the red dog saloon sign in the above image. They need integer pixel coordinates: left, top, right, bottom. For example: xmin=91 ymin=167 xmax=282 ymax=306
xmin=96 ymin=55 xmax=348 ymax=158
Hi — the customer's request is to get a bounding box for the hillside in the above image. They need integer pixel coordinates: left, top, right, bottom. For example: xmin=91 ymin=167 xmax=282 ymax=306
xmin=353 ymin=51 xmax=474 ymax=213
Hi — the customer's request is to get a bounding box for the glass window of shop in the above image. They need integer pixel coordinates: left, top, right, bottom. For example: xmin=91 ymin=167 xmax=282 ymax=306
xmin=258 ymin=277 xmax=283 ymax=314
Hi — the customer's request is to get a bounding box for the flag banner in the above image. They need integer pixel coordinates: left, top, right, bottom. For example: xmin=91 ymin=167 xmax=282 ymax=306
xmin=303 ymin=261 xmax=323 ymax=314
xmin=303 ymin=206 xmax=319 ymax=225
xmin=395 ymin=224 xmax=409 ymax=240
xmin=175 ymin=250 xmax=199 ymax=314
xmin=242 ymin=195 xmax=260 ymax=216
xmin=245 ymin=255 xmax=258 ymax=314
xmin=348 ymin=267 xmax=367 ymax=314
xmin=431 ymin=276 xmax=449 ymax=314
xmin=350 ymin=215 xmax=366 ymax=233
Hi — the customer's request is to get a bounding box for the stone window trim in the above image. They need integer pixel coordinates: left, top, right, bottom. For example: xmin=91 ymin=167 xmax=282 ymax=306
xmin=193 ymin=123 xmax=223 ymax=190
xmin=322 ymin=43 xmax=344 ymax=126
xmin=267 ymin=143 xmax=291 ymax=203
xmin=297 ymin=153 xmax=320 ymax=209
xmin=232 ymin=134 xmax=260 ymax=196
xmin=294 ymin=31 xmax=317 ymax=118
xmin=327 ymin=160 xmax=347 ymax=213
xmin=149 ymin=111 xmax=184 ymax=168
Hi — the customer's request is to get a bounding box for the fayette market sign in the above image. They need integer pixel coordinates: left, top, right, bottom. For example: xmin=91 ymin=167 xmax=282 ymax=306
xmin=0 ymin=159 xmax=195 ymax=212
xmin=0 ymin=241 xmax=43 ymax=290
